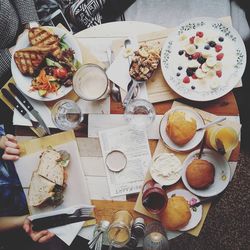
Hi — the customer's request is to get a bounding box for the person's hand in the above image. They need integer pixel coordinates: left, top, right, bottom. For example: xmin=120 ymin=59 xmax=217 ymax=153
xmin=23 ymin=218 xmax=55 ymax=243
xmin=1 ymin=134 xmax=20 ymax=161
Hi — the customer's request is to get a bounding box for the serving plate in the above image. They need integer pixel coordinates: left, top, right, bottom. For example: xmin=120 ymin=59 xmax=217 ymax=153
xmin=166 ymin=189 xmax=202 ymax=231
xmin=181 ymin=149 xmax=230 ymax=197
xmin=159 ymin=106 xmax=205 ymax=152
xmin=11 ymin=26 xmax=83 ymax=101
xmin=161 ymin=17 xmax=246 ymax=101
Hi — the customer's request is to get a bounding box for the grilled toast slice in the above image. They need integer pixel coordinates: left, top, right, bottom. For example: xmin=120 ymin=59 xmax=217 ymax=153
xmin=14 ymin=46 xmax=52 ymax=76
xmin=28 ymin=27 xmax=61 ymax=58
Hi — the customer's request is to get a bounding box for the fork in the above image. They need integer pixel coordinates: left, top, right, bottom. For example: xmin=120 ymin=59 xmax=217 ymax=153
xmin=1 ymin=89 xmax=48 ymax=137
xmin=32 ymin=207 xmax=94 ymax=231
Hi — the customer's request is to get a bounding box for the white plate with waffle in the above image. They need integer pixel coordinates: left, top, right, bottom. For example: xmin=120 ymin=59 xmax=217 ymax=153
xmin=161 ymin=17 xmax=246 ymax=101
xmin=11 ymin=26 xmax=82 ymax=101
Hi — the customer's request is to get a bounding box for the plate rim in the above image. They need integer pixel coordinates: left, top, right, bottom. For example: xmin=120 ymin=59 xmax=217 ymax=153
xmin=160 ymin=17 xmax=247 ymax=101
xmin=11 ymin=26 xmax=82 ymax=102
xmin=181 ymin=148 xmax=231 ymax=197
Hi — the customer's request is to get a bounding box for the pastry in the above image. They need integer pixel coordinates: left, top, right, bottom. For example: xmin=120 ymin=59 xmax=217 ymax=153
xmin=166 ymin=111 xmax=197 ymax=145
xmin=186 ymin=159 xmax=215 ymax=189
xmin=161 ymin=195 xmax=191 ymax=231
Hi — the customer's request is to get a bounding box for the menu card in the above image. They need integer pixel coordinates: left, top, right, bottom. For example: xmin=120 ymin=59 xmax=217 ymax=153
xmin=99 ymin=125 xmax=152 ymax=197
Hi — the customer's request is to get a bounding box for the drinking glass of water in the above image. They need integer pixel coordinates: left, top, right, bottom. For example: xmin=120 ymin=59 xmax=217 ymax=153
xmin=51 ymin=99 xmax=83 ymax=130
xmin=124 ymin=99 xmax=156 ymax=129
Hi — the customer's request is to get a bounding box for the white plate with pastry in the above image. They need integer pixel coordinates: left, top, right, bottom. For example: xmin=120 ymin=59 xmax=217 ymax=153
xmin=161 ymin=17 xmax=246 ymax=101
xmin=159 ymin=106 xmax=205 ymax=152
xmin=11 ymin=26 xmax=82 ymax=101
xmin=161 ymin=189 xmax=202 ymax=231
xmin=181 ymin=149 xmax=230 ymax=197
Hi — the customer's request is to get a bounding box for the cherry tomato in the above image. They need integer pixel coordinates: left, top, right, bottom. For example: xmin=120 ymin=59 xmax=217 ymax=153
xmin=53 ymin=68 xmax=68 ymax=78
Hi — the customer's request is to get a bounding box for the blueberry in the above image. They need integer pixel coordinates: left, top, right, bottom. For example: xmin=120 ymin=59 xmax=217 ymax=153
xmin=195 ymin=45 xmax=199 ymax=49
xmin=191 ymin=86 xmax=196 ymax=90
xmin=190 ymin=67 xmax=198 ymax=72
xmin=178 ymin=66 xmax=182 ymax=70
xmin=176 ymin=72 xmax=181 ymax=76
xmin=178 ymin=50 xmax=184 ymax=55
xmin=186 ymin=68 xmax=194 ymax=76
xmin=204 ymin=44 xmax=210 ymax=50
xmin=197 ymin=56 xmax=206 ymax=64
xmin=218 ymin=37 xmax=224 ymax=42
xmin=208 ymin=41 xmax=216 ymax=47
xmin=188 ymin=55 xmax=193 ymax=60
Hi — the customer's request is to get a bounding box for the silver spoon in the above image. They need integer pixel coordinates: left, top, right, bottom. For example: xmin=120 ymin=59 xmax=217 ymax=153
xmin=106 ymin=48 xmax=121 ymax=102
xmin=196 ymin=117 xmax=226 ymax=131
xmin=123 ymin=39 xmax=144 ymax=107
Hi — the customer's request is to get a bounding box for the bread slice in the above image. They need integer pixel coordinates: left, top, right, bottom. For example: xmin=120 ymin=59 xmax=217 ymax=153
xmin=37 ymin=148 xmax=64 ymax=186
xmin=28 ymin=27 xmax=61 ymax=58
xmin=14 ymin=46 xmax=52 ymax=76
xmin=28 ymin=172 xmax=55 ymax=207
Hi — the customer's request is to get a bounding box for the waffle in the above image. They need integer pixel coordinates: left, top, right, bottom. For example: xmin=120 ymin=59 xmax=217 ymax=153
xmin=14 ymin=46 xmax=52 ymax=76
xmin=28 ymin=27 xmax=61 ymax=58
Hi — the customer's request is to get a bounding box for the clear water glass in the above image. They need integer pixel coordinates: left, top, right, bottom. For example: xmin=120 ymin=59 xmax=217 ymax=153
xmin=51 ymin=99 xmax=82 ymax=130
xmin=124 ymin=99 xmax=156 ymax=129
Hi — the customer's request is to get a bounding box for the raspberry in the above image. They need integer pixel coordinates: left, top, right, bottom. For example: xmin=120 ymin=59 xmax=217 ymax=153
xmin=216 ymin=70 xmax=222 ymax=77
xmin=183 ymin=76 xmax=190 ymax=83
xmin=216 ymin=53 xmax=224 ymax=61
xmin=215 ymin=44 xmax=223 ymax=52
xmin=192 ymin=74 xmax=198 ymax=79
xmin=189 ymin=36 xmax=195 ymax=44
xmin=196 ymin=31 xmax=204 ymax=38
xmin=192 ymin=52 xmax=201 ymax=59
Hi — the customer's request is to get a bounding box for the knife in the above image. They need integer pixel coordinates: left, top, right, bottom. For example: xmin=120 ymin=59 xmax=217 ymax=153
xmin=32 ymin=215 xmax=95 ymax=231
xmin=8 ymin=83 xmax=51 ymax=135
xmin=190 ymin=195 xmax=219 ymax=208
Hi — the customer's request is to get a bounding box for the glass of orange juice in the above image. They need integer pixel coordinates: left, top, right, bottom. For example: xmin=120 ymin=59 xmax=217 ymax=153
xmin=206 ymin=126 xmax=239 ymax=154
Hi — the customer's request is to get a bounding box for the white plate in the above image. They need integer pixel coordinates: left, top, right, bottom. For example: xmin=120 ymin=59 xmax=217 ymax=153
xmin=181 ymin=149 xmax=230 ymax=197
xmin=159 ymin=106 xmax=205 ymax=152
xmin=167 ymin=189 xmax=202 ymax=231
xmin=11 ymin=26 xmax=83 ymax=101
xmin=161 ymin=17 xmax=246 ymax=101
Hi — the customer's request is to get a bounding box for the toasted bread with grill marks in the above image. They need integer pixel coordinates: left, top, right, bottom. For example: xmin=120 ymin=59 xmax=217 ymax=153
xmin=14 ymin=46 xmax=52 ymax=76
xmin=28 ymin=27 xmax=61 ymax=58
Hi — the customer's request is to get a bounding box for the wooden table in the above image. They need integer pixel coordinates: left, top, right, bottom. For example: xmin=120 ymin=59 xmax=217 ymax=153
xmin=15 ymin=21 xmax=240 ymax=241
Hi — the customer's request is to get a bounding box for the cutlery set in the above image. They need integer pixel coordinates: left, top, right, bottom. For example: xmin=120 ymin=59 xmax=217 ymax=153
xmin=1 ymin=83 xmax=50 ymax=137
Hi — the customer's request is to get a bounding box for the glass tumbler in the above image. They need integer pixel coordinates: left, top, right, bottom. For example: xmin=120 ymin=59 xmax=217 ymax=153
xmin=124 ymin=99 xmax=156 ymax=129
xmin=51 ymin=99 xmax=82 ymax=130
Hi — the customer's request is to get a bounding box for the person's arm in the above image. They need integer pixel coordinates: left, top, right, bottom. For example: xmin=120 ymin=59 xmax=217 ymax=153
xmin=12 ymin=0 xmax=39 ymax=26
xmin=0 ymin=49 xmax=12 ymax=79
xmin=0 ymin=215 xmax=27 ymax=232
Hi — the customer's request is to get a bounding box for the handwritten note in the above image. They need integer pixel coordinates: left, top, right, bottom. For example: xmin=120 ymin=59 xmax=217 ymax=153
xmin=99 ymin=126 xmax=152 ymax=197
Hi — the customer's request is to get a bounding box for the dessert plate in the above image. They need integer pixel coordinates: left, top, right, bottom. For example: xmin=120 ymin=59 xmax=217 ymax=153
xmin=161 ymin=17 xmax=246 ymax=101
xmin=159 ymin=106 xmax=205 ymax=152
xmin=166 ymin=189 xmax=202 ymax=231
xmin=181 ymin=149 xmax=230 ymax=197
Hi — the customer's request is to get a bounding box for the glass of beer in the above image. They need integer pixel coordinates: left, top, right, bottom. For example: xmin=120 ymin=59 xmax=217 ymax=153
xmin=73 ymin=64 xmax=111 ymax=101
xmin=206 ymin=126 xmax=239 ymax=154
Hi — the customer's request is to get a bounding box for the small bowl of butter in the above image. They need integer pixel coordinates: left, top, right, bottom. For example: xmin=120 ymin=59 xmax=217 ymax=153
xmin=150 ymin=153 xmax=182 ymax=186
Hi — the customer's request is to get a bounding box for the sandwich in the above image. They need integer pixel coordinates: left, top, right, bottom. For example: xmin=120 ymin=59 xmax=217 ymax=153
xmin=28 ymin=27 xmax=62 ymax=58
xmin=28 ymin=147 xmax=70 ymax=207
xmin=14 ymin=46 xmax=52 ymax=76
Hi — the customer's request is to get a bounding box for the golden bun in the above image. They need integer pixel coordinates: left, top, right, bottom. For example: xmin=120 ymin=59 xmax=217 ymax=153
xmin=166 ymin=111 xmax=197 ymax=146
xmin=186 ymin=159 xmax=215 ymax=189
xmin=161 ymin=195 xmax=191 ymax=231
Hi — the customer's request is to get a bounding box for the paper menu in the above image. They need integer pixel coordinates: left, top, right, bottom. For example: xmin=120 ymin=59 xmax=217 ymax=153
xmin=98 ymin=125 xmax=152 ymax=197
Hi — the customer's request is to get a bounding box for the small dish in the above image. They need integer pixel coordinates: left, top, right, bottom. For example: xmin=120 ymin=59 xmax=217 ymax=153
xmin=150 ymin=153 xmax=182 ymax=186
xmin=166 ymin=189 xmax=202 ymax=231
xmin=181 ymin=149 xmax=230 ymax=197
xmin=159 ymin=107 xmax=205 ymax=152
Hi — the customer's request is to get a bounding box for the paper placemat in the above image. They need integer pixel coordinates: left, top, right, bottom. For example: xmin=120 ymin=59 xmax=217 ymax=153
xmin=134 ymin=101 xmax=241 ymax=237
xmin=112 ymin=16 xmax=242 ymax=103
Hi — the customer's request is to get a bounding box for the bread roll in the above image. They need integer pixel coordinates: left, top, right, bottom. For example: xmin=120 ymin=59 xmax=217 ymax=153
xmin=166 ymin=111 xmax=197 ymax=146
xmin=186 ymin=159 xmax=215 ymax=189
xmin=161 ymin=196 xmax=191 ymax=231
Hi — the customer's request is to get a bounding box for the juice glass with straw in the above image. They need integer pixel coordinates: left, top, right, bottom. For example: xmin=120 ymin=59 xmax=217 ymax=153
xmin=206 ymin=126 xmax=239 ymax=154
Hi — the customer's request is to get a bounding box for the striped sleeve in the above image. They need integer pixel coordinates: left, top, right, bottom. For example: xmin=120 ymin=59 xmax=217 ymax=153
xmin=0 ymin=49 xmax=11 ymax=79
xmin=13 ymin=0 xmax=39 ymax=24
